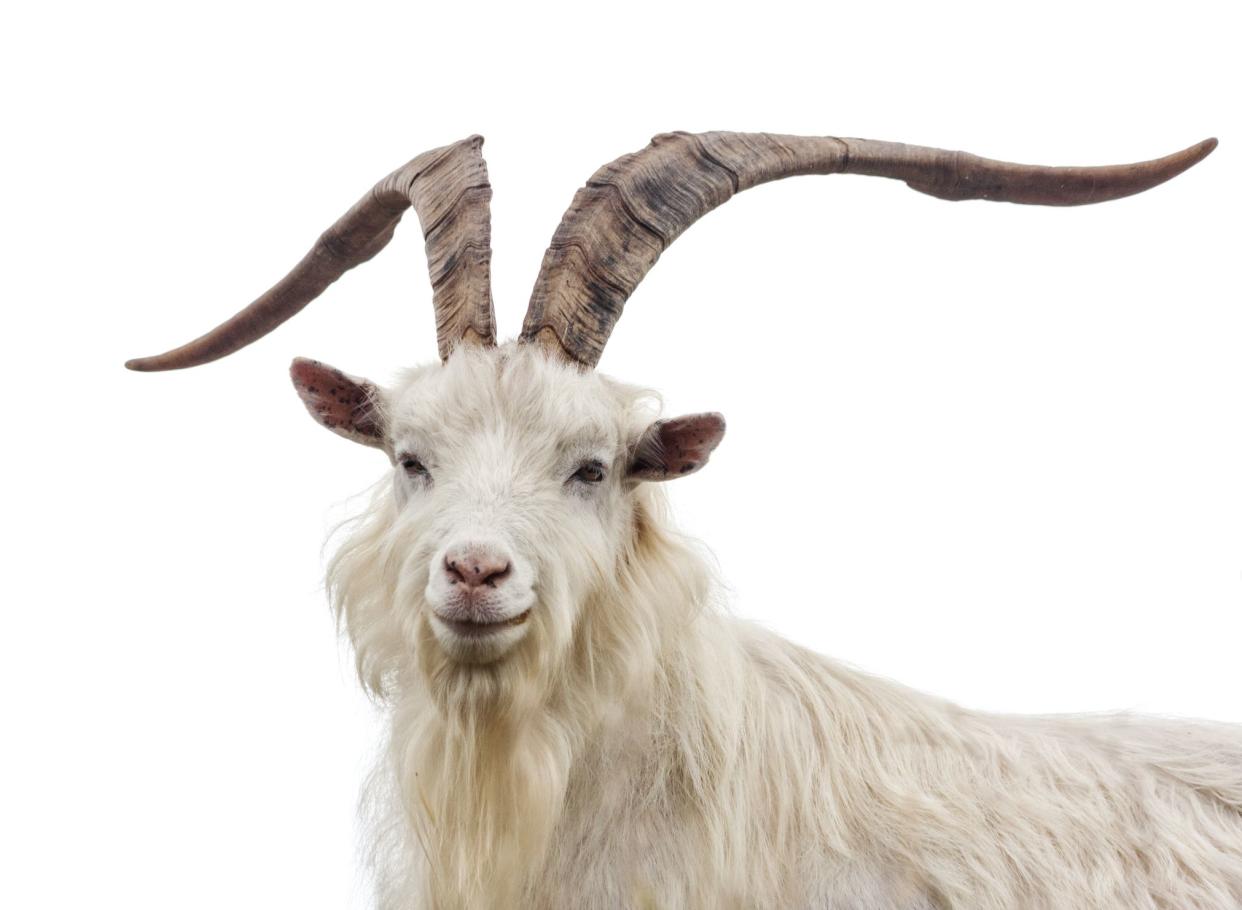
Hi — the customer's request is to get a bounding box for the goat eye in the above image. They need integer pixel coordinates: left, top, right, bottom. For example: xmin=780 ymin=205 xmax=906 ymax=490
xmin=571 ymin=460 xmax=606 ymax=485
xmin=400 ymin=455 xmax=430 ymax=479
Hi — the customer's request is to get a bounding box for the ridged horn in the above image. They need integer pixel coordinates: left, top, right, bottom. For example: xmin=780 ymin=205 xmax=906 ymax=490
xmin=521 ymin=132 xmax=1217 ymax=368
xmin=126 ymin=136 xmax=496 ymax=371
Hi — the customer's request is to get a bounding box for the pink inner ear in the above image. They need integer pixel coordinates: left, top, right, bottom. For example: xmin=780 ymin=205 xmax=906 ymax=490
xmin=290 ymin=357 xmax=386 ymax=448
xmin=630 ymin=412 xmax=726 ymax=481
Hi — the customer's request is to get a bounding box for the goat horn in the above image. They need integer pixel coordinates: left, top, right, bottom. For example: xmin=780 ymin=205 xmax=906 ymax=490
xmin=520 ymin=132 xmax=1217 ymax=368
xmin=126 ymin=136 xmax=496 ymax=371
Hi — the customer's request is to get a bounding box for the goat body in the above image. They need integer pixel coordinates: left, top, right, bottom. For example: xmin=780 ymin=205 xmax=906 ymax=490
xmin=382 ymin=597 xmax=1242 ymax=908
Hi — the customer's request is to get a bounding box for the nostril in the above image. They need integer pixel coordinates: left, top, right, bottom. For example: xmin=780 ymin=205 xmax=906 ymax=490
xmin=445 ymin=558 xmax=466 ymax=585
xmin=482 ymin=563 xmax=512 ymax=588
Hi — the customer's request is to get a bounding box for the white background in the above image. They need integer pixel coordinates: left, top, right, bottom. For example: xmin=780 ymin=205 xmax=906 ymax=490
xmin=3 ymin=1 xmax=1238 ymax=907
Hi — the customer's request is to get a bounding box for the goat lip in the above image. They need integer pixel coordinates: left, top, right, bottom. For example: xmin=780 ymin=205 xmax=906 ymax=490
xmin=433 ymin=610 xmax=531 ymax=637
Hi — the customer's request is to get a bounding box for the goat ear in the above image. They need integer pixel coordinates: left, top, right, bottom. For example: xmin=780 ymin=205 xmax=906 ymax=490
xmin=628 ymin=413 xmax=726 ymax=482
xmin=289 ymin=357 xmax=388 ymax=452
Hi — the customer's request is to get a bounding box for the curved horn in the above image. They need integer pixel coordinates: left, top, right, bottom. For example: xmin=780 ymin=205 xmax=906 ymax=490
xmin=126 ymin=136 xmax=496 ymax=371
xmin=521 ymin=132 xmax=1217 ymax=368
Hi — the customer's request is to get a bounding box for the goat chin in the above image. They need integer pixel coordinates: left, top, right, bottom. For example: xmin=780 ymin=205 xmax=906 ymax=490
xmin=330 ymin=481 xmax=1242 ymax=910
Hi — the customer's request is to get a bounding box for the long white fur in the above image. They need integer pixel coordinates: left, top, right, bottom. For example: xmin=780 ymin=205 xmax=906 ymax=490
xmin=326 ymin=344 xmax=1242 ymax=909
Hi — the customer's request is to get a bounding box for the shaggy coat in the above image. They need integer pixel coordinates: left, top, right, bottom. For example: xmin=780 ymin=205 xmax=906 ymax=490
xmin=329 ymin=346 xmax=1242 ymax=910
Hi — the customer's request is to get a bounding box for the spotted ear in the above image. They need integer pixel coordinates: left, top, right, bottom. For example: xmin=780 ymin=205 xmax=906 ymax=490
xmin=289 ymin=357 xmax=388 ymax=452
xmin=628 ymin=413 xmax=726 ymax=482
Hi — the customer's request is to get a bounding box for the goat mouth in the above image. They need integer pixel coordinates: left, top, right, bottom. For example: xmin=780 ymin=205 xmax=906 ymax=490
xmin=434 ymin=610 xmax=531 ymax=638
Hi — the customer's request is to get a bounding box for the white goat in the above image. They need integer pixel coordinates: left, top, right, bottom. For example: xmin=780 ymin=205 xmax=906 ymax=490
xmin=128 ymin=132 xmax=1239 ymax=909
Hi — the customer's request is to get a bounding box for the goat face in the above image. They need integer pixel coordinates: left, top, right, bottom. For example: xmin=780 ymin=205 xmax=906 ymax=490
xmin=298 ymin=344 xmax=724 ymax=700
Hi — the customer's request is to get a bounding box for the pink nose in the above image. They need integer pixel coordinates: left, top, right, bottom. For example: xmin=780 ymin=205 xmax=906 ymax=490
xmin=444 ymin=545 xmax=512 ymax=591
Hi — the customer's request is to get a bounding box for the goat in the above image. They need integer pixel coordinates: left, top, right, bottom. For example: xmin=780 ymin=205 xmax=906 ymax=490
xmin=127 ymin=132 xmax=1240 ymax=909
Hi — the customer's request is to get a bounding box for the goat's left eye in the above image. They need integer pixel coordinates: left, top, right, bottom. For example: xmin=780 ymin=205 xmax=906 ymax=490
xmin=570 ymin=460 xmax=606 ymax=485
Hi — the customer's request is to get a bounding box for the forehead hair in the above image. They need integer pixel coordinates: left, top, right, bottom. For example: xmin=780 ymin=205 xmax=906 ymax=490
xmin=386 ymin=343 xmax=658 ymax=454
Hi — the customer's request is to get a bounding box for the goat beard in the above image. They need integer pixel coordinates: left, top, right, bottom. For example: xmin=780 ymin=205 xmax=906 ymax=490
xmin=396 ymin=601 xmax=578 ymax=907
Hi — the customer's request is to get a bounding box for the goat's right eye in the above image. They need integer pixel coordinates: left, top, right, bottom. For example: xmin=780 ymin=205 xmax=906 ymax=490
xmin=400 ymin=455 xmax=431 ymax=480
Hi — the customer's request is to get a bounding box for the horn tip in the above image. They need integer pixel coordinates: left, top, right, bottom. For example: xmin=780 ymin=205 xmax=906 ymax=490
xmin=125 ymin=350 xmax=211 ymax=372
xmin=1194 ymin=136 xmax=1219 ymax=160
xmin=1160 ymin=136 xmax=1218 ymax=184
